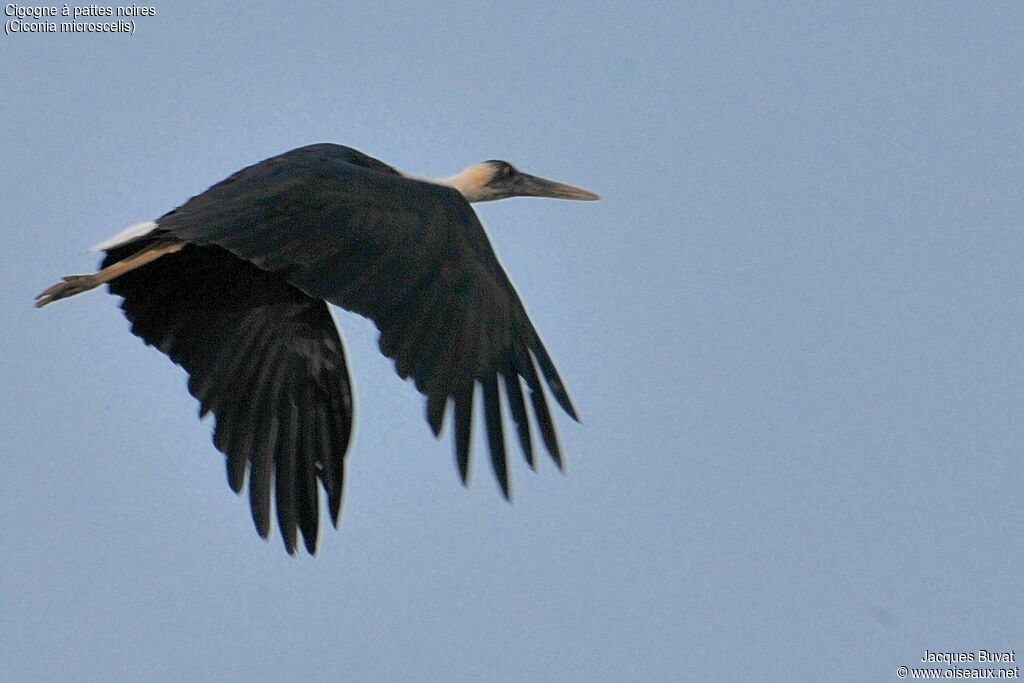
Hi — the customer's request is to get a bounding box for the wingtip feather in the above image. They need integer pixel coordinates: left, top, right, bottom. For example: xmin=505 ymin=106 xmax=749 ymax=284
xmin=453 ymin=386 xmax=473 ymax=486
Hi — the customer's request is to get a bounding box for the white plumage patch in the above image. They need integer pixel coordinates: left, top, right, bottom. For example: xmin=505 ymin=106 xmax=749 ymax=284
xmin=89 ymin=220 xmax=158 ymax=253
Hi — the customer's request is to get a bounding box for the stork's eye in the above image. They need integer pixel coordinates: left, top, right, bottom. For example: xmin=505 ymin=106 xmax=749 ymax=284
xmin=501 ymin=164 xmax=514 ymax=177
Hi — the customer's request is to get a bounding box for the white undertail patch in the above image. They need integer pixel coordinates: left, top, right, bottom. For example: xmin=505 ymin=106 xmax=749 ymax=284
xmin=89 ymin=220 xmax=158 ymax=253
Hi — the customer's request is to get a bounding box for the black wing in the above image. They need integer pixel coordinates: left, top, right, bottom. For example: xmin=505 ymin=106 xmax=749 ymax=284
xmin=155 ymin=144 xmax=578 ymax=498
xmin=104 ymin=240 xmax=352 ymax=554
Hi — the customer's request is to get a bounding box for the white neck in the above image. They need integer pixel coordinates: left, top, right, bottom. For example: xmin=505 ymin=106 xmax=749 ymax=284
xmin=433 ymin=164 xmax=494 ymax=202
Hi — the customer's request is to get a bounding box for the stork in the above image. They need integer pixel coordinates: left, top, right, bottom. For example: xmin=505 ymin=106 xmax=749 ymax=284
xmin=36 ymin=143 xmax=599 ymax=554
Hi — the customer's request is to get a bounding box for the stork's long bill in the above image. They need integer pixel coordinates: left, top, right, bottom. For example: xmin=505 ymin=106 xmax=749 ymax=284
xmin=437 ymin=160 xmax=600 ymax=203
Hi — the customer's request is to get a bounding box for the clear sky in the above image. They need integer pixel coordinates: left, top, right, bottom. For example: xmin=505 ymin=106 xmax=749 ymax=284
xmin=2 ymin=2 xmax=1021 ymax=681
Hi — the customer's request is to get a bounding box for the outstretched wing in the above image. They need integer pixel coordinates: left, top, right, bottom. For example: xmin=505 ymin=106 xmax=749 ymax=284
xmin=155 ymin=143 xmax=578 ymax=497
xmin=104 ymin=241 xmax=352 ymax=554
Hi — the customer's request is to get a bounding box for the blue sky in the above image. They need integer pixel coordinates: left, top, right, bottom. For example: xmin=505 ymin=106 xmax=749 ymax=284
xmin=2 ymin=3 xmax=1022 ymax=681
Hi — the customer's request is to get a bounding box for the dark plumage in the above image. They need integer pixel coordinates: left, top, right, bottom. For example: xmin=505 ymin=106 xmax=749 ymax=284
xmin=37 ymin=143 xmax=598 ymax=553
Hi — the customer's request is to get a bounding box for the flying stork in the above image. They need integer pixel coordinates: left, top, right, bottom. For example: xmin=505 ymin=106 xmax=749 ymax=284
xmin=36 ymin=143 xmax=599 ymax=554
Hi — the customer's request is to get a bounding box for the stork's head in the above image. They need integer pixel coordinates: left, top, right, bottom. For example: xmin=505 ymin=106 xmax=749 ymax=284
xmin=442 ymin=160 xmax=600 ymax=203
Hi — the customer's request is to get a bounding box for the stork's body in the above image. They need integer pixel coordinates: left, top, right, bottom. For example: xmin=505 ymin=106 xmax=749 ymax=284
xmin=37 ymin=144 xmax=598 ymax=554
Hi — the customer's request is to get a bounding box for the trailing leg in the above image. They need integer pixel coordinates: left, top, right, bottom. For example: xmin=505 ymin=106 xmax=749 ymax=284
xmin=35 ymin=239 xmax=185 ymax=308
